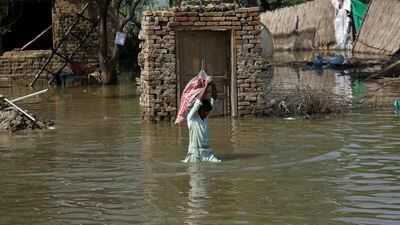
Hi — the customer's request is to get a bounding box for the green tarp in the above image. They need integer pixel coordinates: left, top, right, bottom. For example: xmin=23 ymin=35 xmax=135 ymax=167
xmin=351 ymin=0 xmax=368 ymax=34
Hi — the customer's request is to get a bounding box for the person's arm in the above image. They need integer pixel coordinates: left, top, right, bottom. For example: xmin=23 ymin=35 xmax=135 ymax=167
xmin=187 ymin=78 xmax=210 ymax=121
xmin=187 ymin=99 xmax=202 ymax=121
xmin=197 ymin=79 xmax=211 ymax=100
xmin=211 ymin=82 xmax=217 ymax=100
xmin=210 ymin=81 xmax=217 ymax=109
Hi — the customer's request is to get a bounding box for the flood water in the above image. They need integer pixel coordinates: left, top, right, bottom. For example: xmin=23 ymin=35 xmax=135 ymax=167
xmin=1 ymin=59 xmax=400 ymax=224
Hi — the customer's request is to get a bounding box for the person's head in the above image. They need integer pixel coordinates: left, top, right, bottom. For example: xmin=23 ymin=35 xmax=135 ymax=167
xmin=198 ymin=99 xmax=212 ymax=119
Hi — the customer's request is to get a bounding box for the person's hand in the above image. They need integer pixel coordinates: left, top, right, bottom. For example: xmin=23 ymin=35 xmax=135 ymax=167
xmin=205 ymin=76 xmax=213 ymax=85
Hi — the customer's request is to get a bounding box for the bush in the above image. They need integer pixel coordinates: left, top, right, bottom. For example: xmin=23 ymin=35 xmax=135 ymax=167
xmin=263 ymin=85 xmax=350 ymax=118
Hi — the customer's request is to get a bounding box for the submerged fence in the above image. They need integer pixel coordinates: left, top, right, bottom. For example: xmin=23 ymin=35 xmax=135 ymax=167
xmin=260 ymin=0 xmax=336 ymax=50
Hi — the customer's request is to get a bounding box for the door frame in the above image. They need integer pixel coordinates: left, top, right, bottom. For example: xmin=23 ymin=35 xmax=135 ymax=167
xmin=175 ymin=28 xmax=238 ymax=117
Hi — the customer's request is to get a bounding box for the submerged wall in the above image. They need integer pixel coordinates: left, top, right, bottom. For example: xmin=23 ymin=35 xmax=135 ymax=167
xmin=138 ymin=5 xmax=264 ymax=122
xmin=260 ymin=0 xmax=336 ymax=50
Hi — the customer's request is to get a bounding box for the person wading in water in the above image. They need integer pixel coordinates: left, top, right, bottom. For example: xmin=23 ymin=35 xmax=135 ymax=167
xmin=182 ymin=77 xmax=221 ymax=163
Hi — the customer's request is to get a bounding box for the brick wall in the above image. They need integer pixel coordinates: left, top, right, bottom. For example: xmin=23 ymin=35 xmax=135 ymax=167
xmin=0 ymin=0 xmax=100 ymax=79
xmin=0 ymin=50 xmax=61 ymax=79
xmin=138 ymin=4 xmax=264 ymax=122
xmin=52 ymin=0 xmax=99 ymax=66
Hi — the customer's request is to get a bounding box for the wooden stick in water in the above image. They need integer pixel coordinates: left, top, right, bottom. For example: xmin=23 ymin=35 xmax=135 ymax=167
xmin=10 ymin=89 xmax=48 ymax=103
xmin=3 ymin=98 xmax=36 ymax=122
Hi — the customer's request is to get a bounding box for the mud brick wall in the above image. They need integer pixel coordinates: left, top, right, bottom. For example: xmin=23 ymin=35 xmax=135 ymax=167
xmin=0 ymin=0 xmax=101 ymax=78
xmin=0 ymin=50 xmax=61 ymax=79
xmin=53 ymin=0 xmax=100 ymax=66
xmin=138 ymin=5 xmax=264 ymax=122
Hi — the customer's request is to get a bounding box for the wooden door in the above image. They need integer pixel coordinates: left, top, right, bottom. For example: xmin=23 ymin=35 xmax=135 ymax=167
xmin=177 ymin=31 xmax=230 ymax=116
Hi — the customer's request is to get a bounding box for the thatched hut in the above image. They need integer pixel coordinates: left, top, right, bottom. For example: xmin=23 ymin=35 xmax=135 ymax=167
xmin=352 ymin=0 xmax=400 ymax=55
xmin=260 ymin=0 xmax=336 ymax=50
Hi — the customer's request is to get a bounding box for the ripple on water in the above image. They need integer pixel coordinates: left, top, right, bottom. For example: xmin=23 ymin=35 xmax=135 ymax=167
xmin=1 ymin=84 xmax=400 ymax=224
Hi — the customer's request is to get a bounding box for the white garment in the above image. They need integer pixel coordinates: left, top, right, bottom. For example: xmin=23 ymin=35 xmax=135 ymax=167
xmin=334 ymin=8 xmax=350 ymax=49
xmin=343 ymin=0 xmax=351 ymax=11
xmin=332 ymin=0 xmax=352 ymax=49
xmin=331 ymin=0 xmax=340 ymax=10
xmin=182 ymin=98 xmax=221 ymax=163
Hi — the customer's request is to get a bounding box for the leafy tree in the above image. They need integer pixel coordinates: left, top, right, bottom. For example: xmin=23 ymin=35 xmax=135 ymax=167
xmin=266 ymin=0 xmax=310 ymax=10
xmin=94 ymin=0 xmax=166 ymax=84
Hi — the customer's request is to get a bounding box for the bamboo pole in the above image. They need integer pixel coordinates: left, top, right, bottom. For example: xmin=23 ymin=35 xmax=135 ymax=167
xmin=3 ymin=98 xmax=36 ymax=121
xmin=366 ymin=59 xmax=400 ymax=80
xmin=10 ymin=89 xmax=48 ymax=103
xmin=20 ymin=25 xmax=52 ymax=51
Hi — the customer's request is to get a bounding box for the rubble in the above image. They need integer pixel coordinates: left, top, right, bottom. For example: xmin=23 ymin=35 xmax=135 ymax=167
xmin=0 ymin=97 xmax=53 ymax=132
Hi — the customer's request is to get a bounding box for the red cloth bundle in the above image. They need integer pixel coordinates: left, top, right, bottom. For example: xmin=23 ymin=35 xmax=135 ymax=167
xmin=175 ymin=70 xmax=210 ymax=124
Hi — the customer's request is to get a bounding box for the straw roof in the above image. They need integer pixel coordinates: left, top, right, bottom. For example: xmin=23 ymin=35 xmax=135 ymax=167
xmin=260 ymin=0 xmax=336 ymax=50
xmin=353 ymin=0 xmax=400 ymax=55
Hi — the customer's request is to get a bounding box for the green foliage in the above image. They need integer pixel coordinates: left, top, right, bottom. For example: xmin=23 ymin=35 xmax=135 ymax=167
xmin=135 ymin=0 xmax=165 ymax=23
xmin=267 ymin=0 xmax=312 ymax=10
xmin=119 ymin=0 xmax=164 ymax=24
xmin=292 ymin=0 xmax=308 ymax=4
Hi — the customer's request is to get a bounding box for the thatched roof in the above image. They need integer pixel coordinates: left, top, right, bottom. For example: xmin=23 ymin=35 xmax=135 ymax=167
xmin=353 ymin=0 xmax=400 ymax=55
xmin=260 ymin=0 xmax=336 ymax=50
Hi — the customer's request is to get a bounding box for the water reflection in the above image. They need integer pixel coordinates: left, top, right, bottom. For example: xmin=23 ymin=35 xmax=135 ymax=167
xmin=185 ymin=164 xmax=211 ymax=225
xmin=263 ymin=51 xmax=399 ymax=110
xmin=264 ymin=61 xmax=353 ymax=100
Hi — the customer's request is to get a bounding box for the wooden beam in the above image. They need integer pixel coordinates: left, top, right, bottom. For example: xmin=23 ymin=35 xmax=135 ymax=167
xmin=20 ymin=25 xmax=52 ymax=51
xmin=230 ymin=29 xmax=237 ymax=117
xmin=10 ymin=89 xmax=48 ymax=103
xmin=366 ymin=59 xmax=400 ymax=80
xmin=3 ymin=98 xmax=36 ymax=121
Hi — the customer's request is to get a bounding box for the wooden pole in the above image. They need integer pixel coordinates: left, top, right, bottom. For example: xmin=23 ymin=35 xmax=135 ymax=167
xmin=366 ymin=59 xmax=400 ymax=80
xmin=10 ymin=89 xmax=48 ymax=103
xmin=20 ymin=25 xmax=52 ymax=51
xmin=3 ymin=98 xmax=36 ymax=121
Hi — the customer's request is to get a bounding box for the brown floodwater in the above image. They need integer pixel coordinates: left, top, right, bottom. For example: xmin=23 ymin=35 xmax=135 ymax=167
xmin=1 ymin=60 xmax=400 ymax=224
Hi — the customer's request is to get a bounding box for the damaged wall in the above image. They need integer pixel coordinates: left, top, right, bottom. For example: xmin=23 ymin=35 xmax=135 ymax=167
xmin=260 ymin=0 xmax=336 ymax=50
xmin=138 ymin=5 xmax=264 ymax=122
xmin=352 ymin=0 xmax=400 ymax=55
xmin=52 ymin=0 xmax=99 ymax=65
xmin=0 ymin=0 xmax=101 ymax=78
xmin=0 ymin=0 xmax=53 ymax=52
xmin=0 ymin=50 xmax=61 ymax=79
